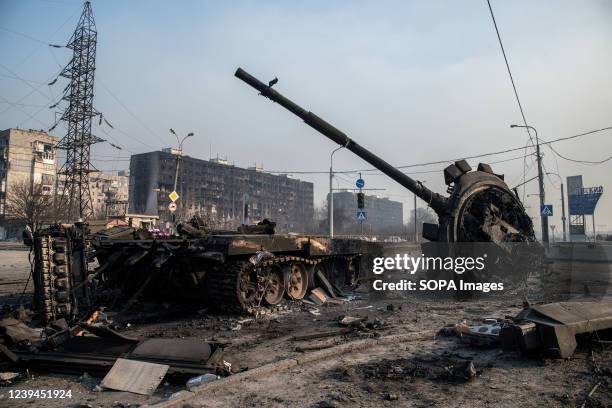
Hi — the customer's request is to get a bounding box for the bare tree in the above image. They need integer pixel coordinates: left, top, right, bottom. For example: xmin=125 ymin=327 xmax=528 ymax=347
xmin=5 ymin=180 xmax=56 ymax=232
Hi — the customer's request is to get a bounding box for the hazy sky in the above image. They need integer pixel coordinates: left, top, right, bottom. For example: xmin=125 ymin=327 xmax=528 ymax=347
xmin=1 ymin=0 xmax=611 ymax=236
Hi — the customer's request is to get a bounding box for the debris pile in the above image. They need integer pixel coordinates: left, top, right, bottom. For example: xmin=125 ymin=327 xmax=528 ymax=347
xmin=0 ymin=313 xmax=234 ymax=396
xmin=336 ymin=354 xmax=480 ymax=384
xmin=500 ymin=301 xmax=612 ymax=358
xmin=441 ymin=301 xmax=612 ymax=359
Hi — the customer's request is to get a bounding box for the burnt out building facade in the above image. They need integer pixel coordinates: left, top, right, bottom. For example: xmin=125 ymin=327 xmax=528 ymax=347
xmin=129 ymin=150 xmax=314 ymax=232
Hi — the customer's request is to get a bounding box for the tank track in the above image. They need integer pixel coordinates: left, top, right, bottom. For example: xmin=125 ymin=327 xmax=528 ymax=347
xmin=205 ymin=255 xmax=356 ymax=315
xmin=34 ymin=235 xmax=72 ymax=323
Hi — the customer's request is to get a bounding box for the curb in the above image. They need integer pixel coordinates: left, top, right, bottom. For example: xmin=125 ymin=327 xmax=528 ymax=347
xmin=147 ymin=329 xmax=435 ymax=408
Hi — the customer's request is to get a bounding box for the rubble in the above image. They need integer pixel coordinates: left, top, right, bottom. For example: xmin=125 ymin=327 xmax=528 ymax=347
xmin=347 ymin=354 xmax=481 ymax=383
xmin=0 ymin=317 xmax=41 ymax=345
xmin=501 ymin=301 xmax=612 ymax=358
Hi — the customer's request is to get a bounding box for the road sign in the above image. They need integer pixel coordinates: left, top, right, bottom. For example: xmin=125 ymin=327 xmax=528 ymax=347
xmin=356 ymin=210 xmax=367 ymax=221
xmin=168 ymin=190 xmax=179 ymax=202
xmin=356 ymin=178 xmax=365 ymax=189
xmin=540 ymin=204 xmax=553 ymax=217
xmin=168 ymin=202 xmax=177 ymax=212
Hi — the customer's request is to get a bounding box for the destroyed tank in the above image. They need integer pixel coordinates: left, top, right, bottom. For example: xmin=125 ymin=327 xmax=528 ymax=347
xmin=234 ymin=67 xmax=535 ymax=244
xmin=32 ymin=218 xmax=368 ymax=323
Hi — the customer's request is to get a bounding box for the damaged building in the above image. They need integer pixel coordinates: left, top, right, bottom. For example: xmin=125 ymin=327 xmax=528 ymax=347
xmin=0 ymin=128 xmax=59 ymax=239
xmin=128 ymin=150 xmax=314 ymax=232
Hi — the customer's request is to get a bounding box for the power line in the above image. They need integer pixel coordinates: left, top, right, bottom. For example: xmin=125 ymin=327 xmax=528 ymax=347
xmin=540 ymin=125 xmax=612 ymax=145
xmin=259 ymin=126 xmax=610 ymax=175
xmin=0 ymin=26 xmax=53 ymax=45
xmin=97 ymin=79 xmax=168 ymax=148
xmin=0 ymin=101 xmax=48 ymax=108
xmin=99 ymin=119 xmax=159 ymax=151
xmin=10 ymin=6 xmax=80 ymax=71
xmin=486 ymin=0 xmax=536 ymax=149
xmin=0 ymin=73 xmax=48 ymax=85
xmin=548 ymin=144 xmax=612 ymax=165
xmin=0 ymin=63 xmax=56 ymax=109
xmin=0 ymin=94 xmax=49 ymax=128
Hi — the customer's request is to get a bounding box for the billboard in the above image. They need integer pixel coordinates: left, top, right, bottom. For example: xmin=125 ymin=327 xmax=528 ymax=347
xmin=567 ymin=175 xmax=603 ymax=215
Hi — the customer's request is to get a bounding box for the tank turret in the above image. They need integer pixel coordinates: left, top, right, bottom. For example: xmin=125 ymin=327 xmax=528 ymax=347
xmin=235 ymin=67 xmax=534 ymax=243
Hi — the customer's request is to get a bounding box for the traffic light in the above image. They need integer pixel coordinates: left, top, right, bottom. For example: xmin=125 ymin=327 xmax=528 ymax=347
xmin=357 ymin=192 xmax=365 ymax=209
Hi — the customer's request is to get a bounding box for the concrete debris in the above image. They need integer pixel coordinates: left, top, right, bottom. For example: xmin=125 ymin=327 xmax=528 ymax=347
xmin=501 ymin=301 xmax=612 ymax=358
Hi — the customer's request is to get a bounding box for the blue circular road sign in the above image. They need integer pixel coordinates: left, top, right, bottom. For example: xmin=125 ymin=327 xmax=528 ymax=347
xmin=356 ymin=178 xmax=365 ymax=189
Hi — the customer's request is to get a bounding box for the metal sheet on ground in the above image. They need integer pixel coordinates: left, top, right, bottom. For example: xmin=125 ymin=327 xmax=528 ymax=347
xmin=101 ymin=358 xmax=169 ymax=395
xmin=530 ymin=301 xmax=612 ymax=332
xmin=129 ymin=338 xmax=212 ymax=363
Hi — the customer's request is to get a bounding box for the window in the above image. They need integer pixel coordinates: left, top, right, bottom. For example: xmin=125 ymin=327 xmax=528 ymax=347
xmin=41 ymin=173 xmax=54 ymax=186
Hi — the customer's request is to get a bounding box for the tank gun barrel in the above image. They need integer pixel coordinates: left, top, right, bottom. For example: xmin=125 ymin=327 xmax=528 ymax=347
xmin=235 ymin=68 xmax=448 ymax=214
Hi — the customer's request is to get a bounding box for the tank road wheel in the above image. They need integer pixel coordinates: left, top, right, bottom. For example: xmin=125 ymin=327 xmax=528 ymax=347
xmin=205 ymin=261 xmax=265 ymax=314
xmin=284 ymin=262 xmax=308 ymax=300
xmin=263 ymin=265 xmax=285 ymax=306
xmin=236 ymin=262 xmax=264 ymax=312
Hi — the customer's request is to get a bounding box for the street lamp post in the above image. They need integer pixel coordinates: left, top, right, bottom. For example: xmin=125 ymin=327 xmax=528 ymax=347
xmin=546 ymin=172 xmax=567 ymax=242
xmin=169 ymin=129 xmax=194 ymax=230
xmin=329 ymin=146 xmax=344 ymax=238
xmin=550 ymin=225 xmax=556 ymax=243
xmin=414 ymin=193 xmax=417 ymax=243
xmin=511 ymin=124 xmax=548 ymax=244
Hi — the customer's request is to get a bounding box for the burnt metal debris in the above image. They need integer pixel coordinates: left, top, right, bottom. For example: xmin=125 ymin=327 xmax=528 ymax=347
xmin=501 ymin=301 xmax=612 ymax=358
xmin=31 ymin=218 xmax=368 ymax=324
xmin=234 ymin=67 xmax=535 ymax=244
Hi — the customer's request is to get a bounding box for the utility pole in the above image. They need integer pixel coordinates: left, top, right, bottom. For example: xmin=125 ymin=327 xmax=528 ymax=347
xmin=546 ymin=172 xmax=567 ymax=242
xmin=550 ymin=225 xmax=556 ymax=243
xmin=329 ymin=146 xmax=343 ymax=238
xmin=55 ymin=1 xmax=102 ymax=220
xmin=560 ymin=182 xmax=566 ymax=242
xmin=414 ymin=193 xmax=418 ymax=243
xmin=511 ymin=125 xmax=548 ymax=244
xmin=169 ymin=129 xmax=194 ymax=231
